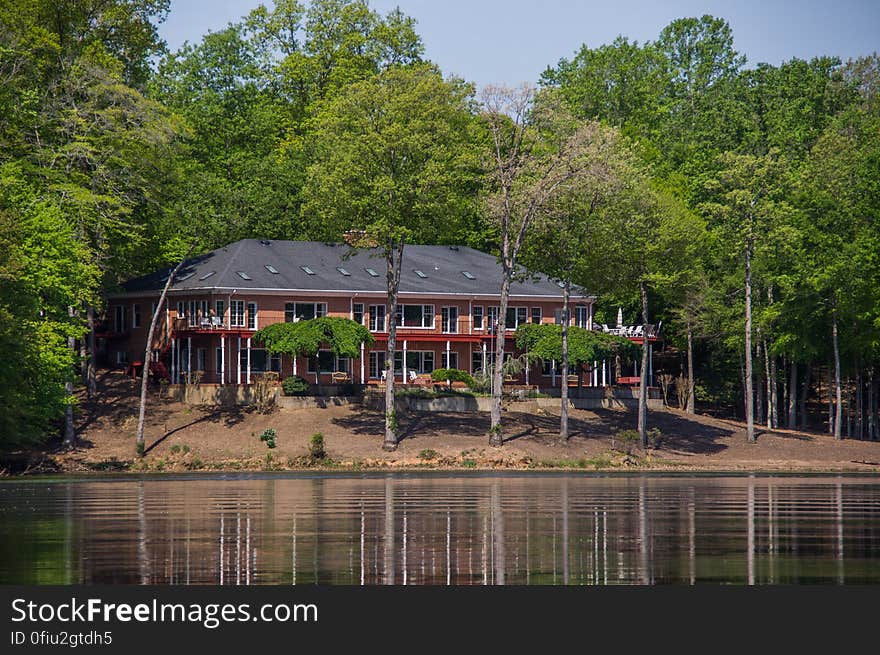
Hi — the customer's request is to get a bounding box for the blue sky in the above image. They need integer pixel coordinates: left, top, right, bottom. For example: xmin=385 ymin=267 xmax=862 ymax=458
xmin=158 ymin=0 xmax=880 ymax=88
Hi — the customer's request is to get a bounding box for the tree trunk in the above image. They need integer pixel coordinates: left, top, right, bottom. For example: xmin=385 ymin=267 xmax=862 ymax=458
xmin=638 ymin=280 xmax=649 ymax=449
xmin=489 ymin=261 xmax=512 ymax=446
xmin=756 ymin=337 xmax=765 ymax=427
xmin=769 ymin=348 xmax=778 ymax=429
xmin=744 ymin=242 xmax=755 ymax=443
xmin=832 ymin=315 xmax=842 ymax=440
xmin=828 ymin=364 xmax=834 ymax=435
xmin=79 ymin=309 xmax=88 ymax=387
xmin=560 ymin=277 xmax=570 ymax=441
xmin=868 ymin=368 xmax=876 ymax=440
xmin=63 ymin=306 xmax=76 ymax=449
xmin=86 ymin=305 xmax=97 ymax=398
xmin=799 ymin=363 xmax=811 ymax=431
xmin=686 ymin=323 xmax=695 ymax=414
xmin=384 ymin=240 xmax=404 ymax=451
xmin=787 ymin=360 xmax=797 ymax=430
xmin=136 ymin=252 xmax=192 ymax=455
xmin=857 ymin=361 xmax=863 ymax=440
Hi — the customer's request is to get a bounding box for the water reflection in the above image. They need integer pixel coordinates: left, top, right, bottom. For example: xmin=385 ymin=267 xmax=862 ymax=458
xmin=0 ymin=474 xmax=879 ymax=585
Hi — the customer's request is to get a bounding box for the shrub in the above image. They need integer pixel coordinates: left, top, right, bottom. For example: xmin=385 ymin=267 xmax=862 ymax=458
xmin=431 ymin=368 xmax=475 ymax=388
xmin=469 ymin=371 xmax=492 ymax=393
xmin=418 ymin=449 xmax=438 ymax=461
xmin=308 ymin=432 xmax=326 ymax=460
xmin=282 ymin=375 xmax=311 ymax=396
xmin=613 ymin=429 xmax=640 ymax=455
xmin=647 ymin=427 xmax=662 ymax=449
xmin=461 ymin=458 xmax=477 ymax=468
xmin=259 ymin=428 xmax=277 ymax=449
xmin=170 ymin=444 xmax=181 ymax=454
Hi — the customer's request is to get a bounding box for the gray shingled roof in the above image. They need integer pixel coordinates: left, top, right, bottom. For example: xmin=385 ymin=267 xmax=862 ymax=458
xmin=119 ymin=239 xmax=592 ymax=298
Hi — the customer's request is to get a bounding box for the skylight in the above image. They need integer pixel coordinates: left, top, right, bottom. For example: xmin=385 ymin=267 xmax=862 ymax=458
xmin=414 ymin=269 xmax=428 ymax=278
xmin=365 ymin=267 xmax=379 ymax=277
xmin=556 ymin=280 xmax=565 ymax=288
xmin=337 ymin=267 xmax=351 ymax=276
xmin=237 ymin=271 xmax=252 ymax=280
xmin=265 ymin=264 xmax=279 ymax=274
xmin=461 ymin=271 xmax=475 ymax=280
xmin=198 ymin=271 xmax=216 ymax=281
xmin=300 ymin=266 xmax=315 ymax=275
xmin=178 ymin=272 xmax=194 ymax=282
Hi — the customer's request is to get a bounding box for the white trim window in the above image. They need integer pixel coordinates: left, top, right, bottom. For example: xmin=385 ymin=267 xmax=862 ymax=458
xmin=285 ymin=302 xmax=327 ymax=322
xmin=353 ymin=303 xmax=364 ymax=325
xmin=575 ymin=305 xmax=590 ymax=328
xmin=369 ymin=351 xmax=386 ymax=378
xmin=132 ymin=304 xmax=141 ymax=328
xmin=486 ymin=306 xmax=499 ymax=332
xmin=215 ymin=300 xmax=225 ymax=325
xmin=230 ymin=300 xmax=245 ymax=327
xmin=369 ymin=305 xmax=386 ymax=332
xmin=114 ymin=305 xmax=128 ymax=333
xmin=247 ymin=301 xmax=258 ymax=330
xmin=441 ymin=306 xmax=459 ymax=334
xmin=394 ymin=351 xmax=434 ymax=374
xmin=395 ymin=304 xmax=435 ymax=328
xmin=531 ymin=307 xmax=542 ymax=324
xmin=472 ymin=305 xmax=484 ymax=330
xmin=505 ymin=306 xmax=528 ymax=330
xmin=308 ymin=350 xmax=348 ymax=374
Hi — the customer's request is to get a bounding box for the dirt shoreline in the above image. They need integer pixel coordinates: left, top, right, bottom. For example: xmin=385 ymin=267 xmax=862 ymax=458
xmin=5 ymin=372 xmax=880 ymax=476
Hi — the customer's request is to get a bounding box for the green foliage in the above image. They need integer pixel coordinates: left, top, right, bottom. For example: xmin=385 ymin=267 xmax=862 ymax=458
xmin=282 ymin=375 xmax=312 ymax=396
xmin=418 ymin=449 xmax=438 ymax=461
xmin=613 ymin=429 xmax=641 ymax=455
xmin=254 ymin=316 xmax=374 ymax=359
xmin=515 ymin=323 xmax=638 ymax=366
xmin=259 ymin=428 xmax=277 ymax=449
xmin=430 ymin=368 xmax=475 ymax=387
xmin=308 ymin=432 xmax=326 ymax=460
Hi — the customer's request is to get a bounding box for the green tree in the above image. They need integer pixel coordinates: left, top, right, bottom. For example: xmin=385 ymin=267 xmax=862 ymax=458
xmin=301 ymin=64 xmax=478 ymax=450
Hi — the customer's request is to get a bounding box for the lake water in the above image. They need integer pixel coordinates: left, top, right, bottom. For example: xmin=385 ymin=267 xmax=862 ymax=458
xmin=1 ymin=473 xmax=878 ymax=585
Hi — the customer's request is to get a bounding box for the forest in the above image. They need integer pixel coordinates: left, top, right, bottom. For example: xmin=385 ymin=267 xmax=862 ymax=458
xmin=1 ymin=0 xmax=877 ymax=449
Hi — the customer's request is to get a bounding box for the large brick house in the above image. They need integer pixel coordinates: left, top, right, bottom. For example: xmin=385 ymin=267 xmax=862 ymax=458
xmin=106 ymin=239 xmax=656 ymax=388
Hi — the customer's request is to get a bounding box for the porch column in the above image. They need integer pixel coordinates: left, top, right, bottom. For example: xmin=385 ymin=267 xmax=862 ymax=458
xmin=293 ymin=353 xmax=297 ymax=376
xmin=482 ymin=341 xmax=487 ymax=373
xmin=552 ymin=360 xmax=557 ymax=387
xmin=525 ymin=347 xmax=529 ymax=386
xmin=446 ymin=340 xmax=451 ymax=370
xmin=402 ymin=339 xmax=408 ymax=383
xmin=171 ymin=337 xmax=176 ymax=384
xmin=360 ymin=343 xmax=365 ymax=384
xmin=602 ymin=359 xmax=607 ymax=387
xmin=220 ymin=335 xmax=225 ymax=385
xmin=237 ymin=336 xmax=241 ymax=385
xmin=634 ymin=359 xmax=638 ymax=376
xmin=246 ymin=337 xmax=251 ymax=385
xmin=593 ymin=360 xmax=598 ymax=387
xmin=187 ymin=336 xmax=192 ymax=384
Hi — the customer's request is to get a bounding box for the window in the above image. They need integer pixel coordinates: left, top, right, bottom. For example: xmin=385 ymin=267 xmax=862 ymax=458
xmin=247 ymin=302 xmax=257 ymax=330
xmin=236 ymin=271 xmax=251 ymax=280
xmin=337 ymin=267 xmax=350 ymax=276
xmin=285 ymin=302 xmax=326 ymax=322
xmin=414 ymin=269 xmax=428 ymax=279
xmin=531 ymin=307 xmax=542 ymax=324
xmin=230 ymin=300 xmax=245 ymax=327
xmin=365 ymin=267 xmax=379 ymax=277
xmin=187 ymin=300 xmax=198 ymax=326
xmin=472 ymin=350 xmax=496 ymax=374
xmin=199 ymin=271 xmax=216 ymax=281
xmin=394 ymin=351 xmax=434 ymax=374
xmin=196 ymin=348 xmax=207 ymax=371
xmin=353 ymin=303 xmax=364 ymax=325
xmin=308 ymin=350 xmax=340 ymax=374
xmin=461 ymin=271 xmax=475 ymax=280
xmin=395 ymin=304 xmax=434 ymax=328
xmin=441 ymin=352 xmax=458 ymax=369
xmin=176 ymin=301 xmax=184 ymax=319
xmin=472 ymin=305 xmax=484 ymax=330
xmin=241 ymin=348 xmax=281 ymax=373
xmin=265 ymin=265 xmax=279 ymax=274
xmin=505 ymin=307 xmax=528 ymax=329
xmin=575 ymin=305 xmax=590 ymax=328
xmin=114 ymin=305 xmax=128 ymax=333
xmin=369 ymin=305 xmax=386 ymax=331
xmin=300 ymin=266 xmax=315 ymax=275
xmin=116 ymin=351 xmax=129 ymax=365
xmin=369 ymin=351 xmax=386 ymax=378
xmin=441 ymin=306 xmax=458 ymax=333
xmin=215 ymin=348 xmax=223 ymax=376
xmin=555 ymin=309 xmax=565 ymax=325
xmin=132 ymin=304 xmax=141 ymax=329
xmin=486 ymin=306 xmax=499 ymax=332
xmin=542 ymin=359 xmax=559 ymax=376
xmin=215 ymin=300 xmax=225 ymax=323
